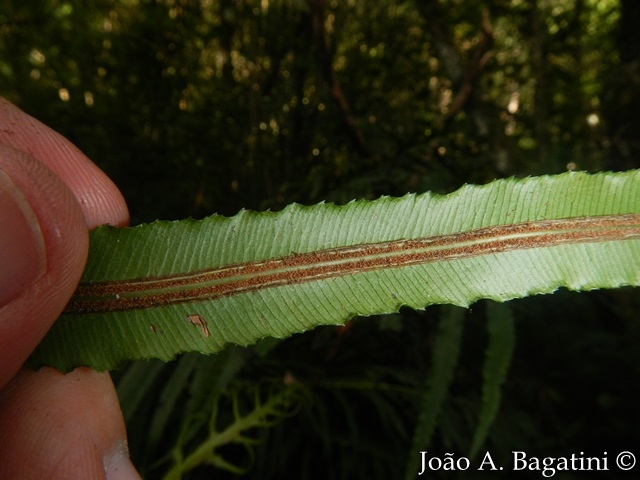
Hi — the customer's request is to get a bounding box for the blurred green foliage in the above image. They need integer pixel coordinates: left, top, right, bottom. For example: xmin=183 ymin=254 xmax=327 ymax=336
xmin=2 ymin=0 xmax=640 ymax=478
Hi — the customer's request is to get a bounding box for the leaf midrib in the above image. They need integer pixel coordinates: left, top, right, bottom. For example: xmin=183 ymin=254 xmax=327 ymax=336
xmin=67 ymin=213 xmax=640 ymax=314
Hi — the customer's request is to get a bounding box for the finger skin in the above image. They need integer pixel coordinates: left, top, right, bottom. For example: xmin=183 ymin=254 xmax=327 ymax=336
xmin=0 ymin=368 xmax=131 ymax=479
xmin=0 ymin=146 xmax=88 ymax=387
xmin=0 ymin=100 xmax=138 ymax=478
xmin=0 ymin=97 xmax=129 ymax=381
xmin=0 ymin=97 xmax=129 ymax=229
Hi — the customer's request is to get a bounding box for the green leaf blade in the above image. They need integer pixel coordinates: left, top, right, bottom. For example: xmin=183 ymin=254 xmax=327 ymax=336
xmin=404 ymin=306 xmax=466 ymax=480
xmin=30 ymin=170 xmax=640 ymax=371
xmin=469 ymin=302 xmax=516 ymax=459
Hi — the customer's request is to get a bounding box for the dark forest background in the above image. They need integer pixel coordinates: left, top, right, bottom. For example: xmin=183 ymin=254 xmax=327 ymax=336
xmin=2 ymin=1 xmax=640 ymax=478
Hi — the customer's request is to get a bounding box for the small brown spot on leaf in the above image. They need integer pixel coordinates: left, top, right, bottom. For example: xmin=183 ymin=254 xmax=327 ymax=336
xmin=186 ymin=313 xmax=210 ymax=338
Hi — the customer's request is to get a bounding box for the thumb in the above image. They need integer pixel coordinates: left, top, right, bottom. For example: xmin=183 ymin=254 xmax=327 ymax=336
xmin=0 ymin=145 xmax=88 ymax=387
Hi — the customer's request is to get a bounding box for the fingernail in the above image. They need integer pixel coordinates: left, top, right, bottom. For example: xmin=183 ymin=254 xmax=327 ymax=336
xmin=104 ymin=443 xmax=141 ymax=480
xmin=0 ymin=168 xmax=47 ymax=306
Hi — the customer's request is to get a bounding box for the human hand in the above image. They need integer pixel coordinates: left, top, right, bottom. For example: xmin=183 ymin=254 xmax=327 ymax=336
xmin=0 ymin=98 xmax=140 ymax=479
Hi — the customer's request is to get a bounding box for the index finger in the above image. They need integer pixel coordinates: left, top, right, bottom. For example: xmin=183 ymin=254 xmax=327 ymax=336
xmin=0 ymin=98 xmax=129 ymax=228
